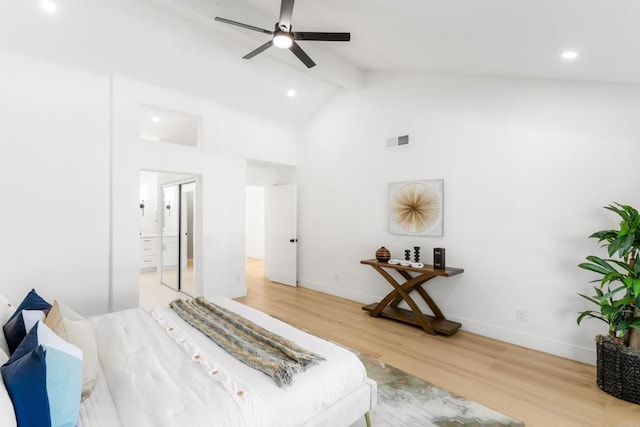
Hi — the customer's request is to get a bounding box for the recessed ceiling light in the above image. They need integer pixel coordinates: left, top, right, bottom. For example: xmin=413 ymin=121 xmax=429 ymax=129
xmin=41 ymin=0 xmax=57 ymax=13
xmin=561 ymin=51 xmax=578 ymax=60
xmin=151 ymin=116 xmax=160 ymax=123
xmin=287 ymin=89 xmax=296 ymax=98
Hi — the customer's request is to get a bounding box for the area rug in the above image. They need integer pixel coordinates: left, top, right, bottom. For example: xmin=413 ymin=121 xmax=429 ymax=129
xmin=349 ymin=351 xmax=524 ymax=427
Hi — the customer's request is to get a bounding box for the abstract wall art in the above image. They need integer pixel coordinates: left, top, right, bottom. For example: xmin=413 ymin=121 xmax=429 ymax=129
xmin=389 ymin=180 xmax=443 ymax=236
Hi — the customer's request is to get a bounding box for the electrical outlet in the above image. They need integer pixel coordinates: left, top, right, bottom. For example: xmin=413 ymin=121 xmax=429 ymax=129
xmin=333 ymin=273 xmax=339 ymax=282
xmin=516 ymin=309 xmax=527 ymax=323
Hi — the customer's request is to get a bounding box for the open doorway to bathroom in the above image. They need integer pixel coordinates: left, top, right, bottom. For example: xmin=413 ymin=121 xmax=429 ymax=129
xmin=139 ymin=170 xmax=198 ymax=307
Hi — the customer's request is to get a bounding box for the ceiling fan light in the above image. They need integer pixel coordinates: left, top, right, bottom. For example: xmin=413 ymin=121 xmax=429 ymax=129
xmin=273 ymin=33 xmax=293 ymax=49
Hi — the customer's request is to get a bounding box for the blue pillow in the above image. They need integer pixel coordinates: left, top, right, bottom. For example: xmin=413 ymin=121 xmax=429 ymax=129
xmin=5 ymin=289 xmax=51 ymax=324
xmin=1 ymin=321 xmax=82 ymax=427
xmin=3 ymin=310 xmax=46 ymax=355
xmin=3 ymin=289 xmax=51 ymax=354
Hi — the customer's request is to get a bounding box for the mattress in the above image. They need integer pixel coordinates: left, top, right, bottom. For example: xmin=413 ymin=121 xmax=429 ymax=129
xmin=85 ymin=297 xmax=369 ymax=427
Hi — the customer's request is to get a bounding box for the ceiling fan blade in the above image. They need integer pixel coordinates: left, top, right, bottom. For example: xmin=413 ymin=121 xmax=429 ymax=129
xmin=243 ymin=41 xmax=274 ymax=59
xmin=214 ymin=17 xmax=273 ymax=35
xmin=294 ymin=32 xmax=351 ymax=42
xmin=278 ymin=0 xmax=295 ymax=31
xmin=289 ymin=41 xmax=316 ymax=68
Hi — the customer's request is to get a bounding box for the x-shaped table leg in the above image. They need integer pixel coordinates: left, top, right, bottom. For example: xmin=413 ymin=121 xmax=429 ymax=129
xmin=368 ymin=265 xmax=439 ymax=334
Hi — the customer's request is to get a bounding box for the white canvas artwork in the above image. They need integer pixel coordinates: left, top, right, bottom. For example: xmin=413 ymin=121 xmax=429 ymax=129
xmin=389 ymin=180 xmax=443 ymax=236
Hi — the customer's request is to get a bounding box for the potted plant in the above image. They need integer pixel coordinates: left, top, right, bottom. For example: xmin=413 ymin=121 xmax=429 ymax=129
xmin=578 ymin=202 xmax=640 ymax=403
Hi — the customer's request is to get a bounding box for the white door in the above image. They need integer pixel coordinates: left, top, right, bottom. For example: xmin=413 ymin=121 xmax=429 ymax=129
xmin=265 ymin=184 xmax=297 ymax=286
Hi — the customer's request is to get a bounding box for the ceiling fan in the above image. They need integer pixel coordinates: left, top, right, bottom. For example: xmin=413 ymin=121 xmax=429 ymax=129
xmin=214 ymin=0 xmax=350 ymax=68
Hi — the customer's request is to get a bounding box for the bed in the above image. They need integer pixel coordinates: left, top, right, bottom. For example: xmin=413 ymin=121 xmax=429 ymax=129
xmin=1 ymin=292 xmax=376 ymax=427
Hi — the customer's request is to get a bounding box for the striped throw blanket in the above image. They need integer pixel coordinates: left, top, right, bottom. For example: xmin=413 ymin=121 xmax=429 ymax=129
xmin=170 ymin=297 xmax=325 ymax=386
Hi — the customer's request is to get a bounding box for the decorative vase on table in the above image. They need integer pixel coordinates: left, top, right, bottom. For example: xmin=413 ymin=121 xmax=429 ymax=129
xmin=375 ymin=247 xmax=391 ymax=262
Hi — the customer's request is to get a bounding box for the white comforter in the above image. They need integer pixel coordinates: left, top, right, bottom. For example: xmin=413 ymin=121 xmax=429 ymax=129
xmin=87 ymin=298 xmax=368 ymax=427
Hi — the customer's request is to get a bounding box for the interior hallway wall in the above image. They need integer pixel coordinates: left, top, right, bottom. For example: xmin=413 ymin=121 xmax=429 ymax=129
xmin=246 ymin=186 xmax=266 ymax=259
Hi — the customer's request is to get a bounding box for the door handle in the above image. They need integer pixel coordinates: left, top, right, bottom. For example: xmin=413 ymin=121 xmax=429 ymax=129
xmin=289 ymin=238 xmax=298 ymax=243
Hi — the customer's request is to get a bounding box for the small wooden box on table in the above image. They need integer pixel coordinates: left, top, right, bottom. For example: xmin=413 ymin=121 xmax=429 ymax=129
xmin=360 ymin=259 xmax=464 ymax=336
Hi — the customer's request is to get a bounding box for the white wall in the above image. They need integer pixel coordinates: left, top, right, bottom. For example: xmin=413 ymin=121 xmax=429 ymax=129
xmin=139 ymin=171 xmax=159 ymax=237
xmin=246 ymin=186 xmax=266 ymax=259
xmin=111 ymin=76 xmax=297 ymax=311
xmin=0 ymin=49 xmax=298 ymax=314
xmin=0 ymin=51 xmax=110 ymax=315
xmin=297 ymin=72 xmax=640 ymax=364
xmin=247 ymin=166 xmax=278 ymax=187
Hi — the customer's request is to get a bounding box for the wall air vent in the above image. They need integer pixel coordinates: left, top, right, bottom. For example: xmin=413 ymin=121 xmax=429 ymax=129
xmin=386 ymin=134 xmax=410 ymax=149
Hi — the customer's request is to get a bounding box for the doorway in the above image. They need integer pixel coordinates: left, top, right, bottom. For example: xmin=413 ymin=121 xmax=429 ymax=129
xmin=264 ymin=184 xmax=297 ymax=286
xmin=139 ymin=171 xmax=198 ymax=306
xmin=245 ymin=159 xmax=298 ymax=290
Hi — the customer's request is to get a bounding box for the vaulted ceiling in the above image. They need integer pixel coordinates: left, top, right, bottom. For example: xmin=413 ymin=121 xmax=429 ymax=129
xmin=1 ymin=0 xmax=638 ymax=124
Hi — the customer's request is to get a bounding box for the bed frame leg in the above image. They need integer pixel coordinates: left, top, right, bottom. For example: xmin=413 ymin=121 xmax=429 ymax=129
xmin=365 ymin=411 xmax=372 ymax=427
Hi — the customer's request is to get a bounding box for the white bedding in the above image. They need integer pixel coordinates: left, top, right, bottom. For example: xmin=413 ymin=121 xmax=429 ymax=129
xmin=85 ymin=297 xmax=371 ymax=427
xmin=77 ymin=362 xmax=121 ymax=427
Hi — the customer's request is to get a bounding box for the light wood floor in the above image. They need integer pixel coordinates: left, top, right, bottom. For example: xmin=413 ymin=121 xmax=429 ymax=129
xmin=237 ymin=258 xmax=640 ymax=427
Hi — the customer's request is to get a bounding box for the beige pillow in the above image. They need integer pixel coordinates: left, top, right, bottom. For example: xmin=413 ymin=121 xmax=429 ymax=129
xmin=45 ymin=300 xmax=98 ymax=400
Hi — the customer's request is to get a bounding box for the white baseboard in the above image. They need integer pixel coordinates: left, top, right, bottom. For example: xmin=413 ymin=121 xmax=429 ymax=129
xmin=299 ymin=279 xmax=379 ymax=307
xmin=298 ymin=278 xmax=596 ymax=365
xmin=447 ymin=314 xmax=596 ymax=365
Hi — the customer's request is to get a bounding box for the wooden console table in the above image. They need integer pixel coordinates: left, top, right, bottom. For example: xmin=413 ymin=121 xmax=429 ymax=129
xmin=361 ymin=259 xmax=464 ymax=336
